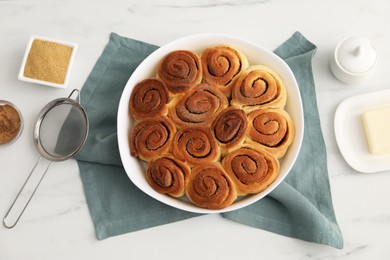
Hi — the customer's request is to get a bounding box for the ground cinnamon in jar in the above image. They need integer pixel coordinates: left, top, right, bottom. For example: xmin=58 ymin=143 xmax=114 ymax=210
xmin=0 ymin=104 xmax=21 ymax=145
xmin=23 ymin=39 xmax=73 ymax=84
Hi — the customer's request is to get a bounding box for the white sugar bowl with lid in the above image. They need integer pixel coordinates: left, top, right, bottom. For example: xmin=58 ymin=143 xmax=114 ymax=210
xmin=330 ymin=36 xmax=377 ymax=84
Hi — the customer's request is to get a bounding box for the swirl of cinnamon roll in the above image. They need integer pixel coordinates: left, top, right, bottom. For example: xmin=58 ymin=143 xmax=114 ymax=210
xmin=231 ymin=65 xmax=287 ymax=113
xmin=172 ymin=126 xmax=220 ymax=167
xmin=246 ymin=108 xmax=295 ymax=158
xmin=129 ymin=78 xmax=171 ymax=121
xmin=146 ymin=154 xmax=191 ymax=198
xmin=211 ymin=107 xmax=248 ymax=155
xmin=201 ymin=45 xmax=248 ymax=97
xmin=186 ymin=162 xmax=237 ymax=209
xmin=156 ymin=50 xmax=202 ymax=94
xmin=221 ymin=145 xmax=279 ymax=196
xmin=130 ymin=115 xmax=176 ymax=162
xmin=169 ymin=83 xmax=228 ymax=129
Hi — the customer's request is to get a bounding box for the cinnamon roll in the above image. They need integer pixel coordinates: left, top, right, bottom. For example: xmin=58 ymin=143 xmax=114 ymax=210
xmin=221 ymin=145 xmax=279 ymax=196
xmin=169 ymin=83 xmax=228 ymax=129
xmin=246 ymin=108 xmax=295 ymax=158
xmin=172 ymin=126 xmax=220 ymax=167
xmin=156 ymin=50 xmax=202 ymax=94
xmin=211 ymin=107 xmax=248 ymax=155
xmin=130 ymin=115 xmax=176 ymax=162
xmin=231 ymin=65 xmax=287 ymax=113
xmin=146 ymin=154 xmax=191 ymax=198
xmin=201 ymin=45 xmax=248 ymax=97
xmin=186 ymin=162 xmax=237 ymax=209
xmin=129 ymin=78 xmax=171 ymax=121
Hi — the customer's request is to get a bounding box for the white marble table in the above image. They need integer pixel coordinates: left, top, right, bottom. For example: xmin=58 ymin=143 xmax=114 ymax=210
xmin=1 ymin=0 xmax=390 ymax=259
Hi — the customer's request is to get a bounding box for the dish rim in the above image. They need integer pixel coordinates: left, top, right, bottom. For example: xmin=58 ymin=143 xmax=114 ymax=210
xmin=117 ymin=33 xmax=304 ymax=213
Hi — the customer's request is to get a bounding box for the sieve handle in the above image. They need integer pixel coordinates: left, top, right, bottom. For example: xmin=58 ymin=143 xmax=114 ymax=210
xmin=68 ymin=89 xmax=80 ymax=103
xmin=3 ymin=156 xmax=52 ymax=228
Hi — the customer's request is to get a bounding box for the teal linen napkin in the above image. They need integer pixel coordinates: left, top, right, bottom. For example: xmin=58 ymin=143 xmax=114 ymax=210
xmin=75 ymin=32 xmax=343 ymax=248
xmin=221 ymin=34 xmax=343 ymax=248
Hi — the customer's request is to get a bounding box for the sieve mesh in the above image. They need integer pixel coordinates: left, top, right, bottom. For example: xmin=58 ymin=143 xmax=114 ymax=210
xmin=39 ymin=102 xmax=88 ymax=159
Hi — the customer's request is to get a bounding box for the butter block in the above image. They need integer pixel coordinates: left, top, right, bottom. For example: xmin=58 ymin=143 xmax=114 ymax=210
xmin=362 ymin=105 xmax=390 ymax=154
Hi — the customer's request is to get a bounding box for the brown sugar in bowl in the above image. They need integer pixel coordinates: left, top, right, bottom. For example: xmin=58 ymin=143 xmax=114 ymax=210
xmin=18 ymin=35 xmax=77 ymax=89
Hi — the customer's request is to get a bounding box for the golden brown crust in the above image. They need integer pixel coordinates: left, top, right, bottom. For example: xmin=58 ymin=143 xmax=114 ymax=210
xmin=231 ymin=65 xmax=287 ymax=113
xmin=146 ymin=154 xmax=191 ymax=197
xmin=211 ymin=107 xmax=248 ymax=156
xmin=156 ymin=50 xmax=202 ymax=94
xmin=127 ymin=45 xmax=296 ymax=210
xmin=201 ymin=45 xmax=248 ymax=97
xmin=221 ymin=144 xmax=279 ymax=196
xmin=172 ymin=126 xmax=220 ymax=167
xmin=130 ymin=115 xmax=176 ymax=162
xmin=246 ymin=108 xmax=295 ymax=158
xmin=129 ymin=78 xmax=171 ymax=121
xmin=186 ymin=162 xmax=237 ymax=209
xmin=168 ymin=83 xmax=228 ymax=129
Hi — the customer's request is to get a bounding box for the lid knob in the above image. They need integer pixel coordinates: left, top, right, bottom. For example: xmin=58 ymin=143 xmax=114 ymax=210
xmin=353 ymin=45 xmax=363 ymax=57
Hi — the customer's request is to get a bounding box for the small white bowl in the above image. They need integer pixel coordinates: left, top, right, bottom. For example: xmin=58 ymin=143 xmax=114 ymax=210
xmin=0 ymin=100 xmax=23 ymax=148
xmin=330 ymin=36 xmax=377 ymax=85
xmin=18 ymin=35 xmax=77 ymax=88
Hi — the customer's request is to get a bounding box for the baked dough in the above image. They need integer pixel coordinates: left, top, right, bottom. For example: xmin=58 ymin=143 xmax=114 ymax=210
xmin=222 ymin=144 xmax=279 ymax=196
xmin=201 ymin=45 xmax=248 ymax=97
xmin=129 ymin=78 xmax=171 ymax=121
xmin=172 ymin=126 xmax=220 ymax=167
xmin=130 ymin=115 xmax=176 ymax=161
xmin=146 ymin=154 xmax=191 ymax=197
xmin=128 ymin=45 xmax=295 ymax=210
xmin=157 ymin=50 xmax=202 ymax=94
xmin=231 ymin=65 xmax=287 ymax=113
xmin=168 ymin=83 xmax=228 ymax=129
xmin=211 ymin=106 xmax=248 ymax=155
xmin=186 ymin=162 xmax=237 ymax=209
xmin=246 ymin=108 xmax=295 ymax=158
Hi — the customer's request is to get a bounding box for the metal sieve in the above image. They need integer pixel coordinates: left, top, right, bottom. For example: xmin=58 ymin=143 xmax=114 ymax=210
xmin=3 ymin=89 xmax=88 ymax=228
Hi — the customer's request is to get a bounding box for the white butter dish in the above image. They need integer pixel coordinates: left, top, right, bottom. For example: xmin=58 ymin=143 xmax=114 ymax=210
xmin=335 ymin=89 xmax=390 ymax=173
